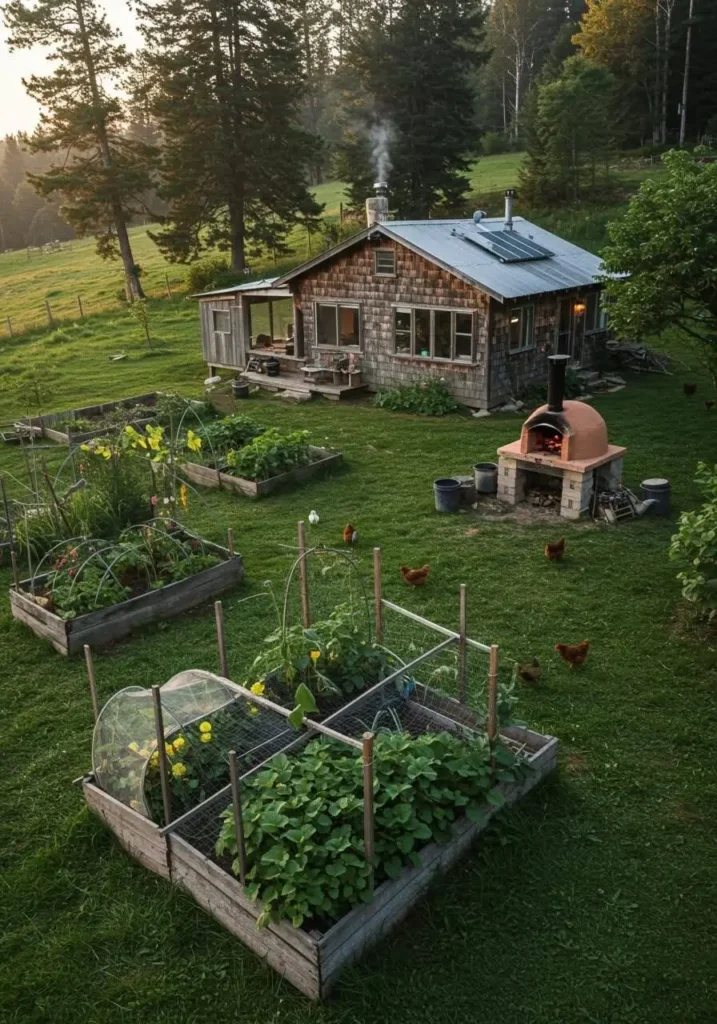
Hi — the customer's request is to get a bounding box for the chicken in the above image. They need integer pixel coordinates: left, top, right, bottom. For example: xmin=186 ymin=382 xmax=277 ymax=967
xmin=684 ymin=382 xmax=697 ymax=396
xmin=554 ymin=640 xmax=590 ymax=669
xmin=518 ymin=657 xmax=541 ymax=686
xmin=400 ymin=565 xmax=430 ymax=586
xmin=342 ymin=523 xmax=358 ymax=545
xmin=545 ymin=537 xmax=566 ymax=562
xmin=705 ymin=400 xmax=716 ymax=410
xmin=308 ymin=510 xmax=320 ymax=525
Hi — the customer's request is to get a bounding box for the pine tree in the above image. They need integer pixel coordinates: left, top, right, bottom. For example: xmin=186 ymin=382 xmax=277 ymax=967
xmin=2 ymin=0 xmax=156 ymax=299
xmin=338 ymin=0 xmax=488 ymax=218
xmin=1 ymin=135 xmax=27 ymax=190
xmin=136 ymin=0 xmax=322 ymax=272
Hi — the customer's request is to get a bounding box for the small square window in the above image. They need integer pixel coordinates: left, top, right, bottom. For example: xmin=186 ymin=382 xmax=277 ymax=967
xmin=213 ymin=310 xmax=231 ymax=334
xmin=375 ymin=249 xmax=396 ymax=276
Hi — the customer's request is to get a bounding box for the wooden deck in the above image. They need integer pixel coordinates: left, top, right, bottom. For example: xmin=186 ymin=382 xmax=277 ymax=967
xmin=241 ymin=370 xmax=367 ymax=402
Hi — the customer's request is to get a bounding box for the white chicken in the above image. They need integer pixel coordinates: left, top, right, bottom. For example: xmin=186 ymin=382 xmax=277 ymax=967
xmin=308 ymin=510 xmax=320 ymax=525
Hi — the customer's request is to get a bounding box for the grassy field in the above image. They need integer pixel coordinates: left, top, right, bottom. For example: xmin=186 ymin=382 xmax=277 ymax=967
xmin=1 ymin=289 xmax=717 ymax=1023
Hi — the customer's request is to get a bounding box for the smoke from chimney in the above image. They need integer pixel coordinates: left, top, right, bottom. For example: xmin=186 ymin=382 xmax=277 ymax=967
xmin=370 ymin=122 xmax=393 ymax=183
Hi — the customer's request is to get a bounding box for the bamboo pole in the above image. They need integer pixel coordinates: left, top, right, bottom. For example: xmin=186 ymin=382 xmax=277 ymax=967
xmin=487 ymin=643 xmax=499 ymax=744
xmin=297 ymin=520 xmax=310 ymax=627
xmin=362 ymin=732 xmax=375 ymax=889
xmin=227 ymin=528 xmax=235 ymax=558
xmin=373 ymin=547 xmax=383 ymax=643
xmin=380 ymin=598 xmax=492 ymax=653
xmin=84 ymin=645 xmax=100 ymax=723
xmin=458 ymin=584 xmax=467 ymax=704
xmin=228 ymin=750 xmax=248 ymax=885
xmin=152 ymin=685 xmax=173 ymax=827
xmin=10 ymin=550 xmax=19 ymax=590
xmin=215 ymin=599 xmax=229 ymax=677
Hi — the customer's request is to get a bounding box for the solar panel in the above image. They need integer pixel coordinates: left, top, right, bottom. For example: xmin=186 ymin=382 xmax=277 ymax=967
xmin=454 ymin=228 xmax=554 ymax=263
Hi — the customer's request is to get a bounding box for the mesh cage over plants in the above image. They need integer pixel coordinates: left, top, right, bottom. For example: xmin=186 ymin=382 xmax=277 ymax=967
xmin=92 ymin=670 xmax=295 ymax=820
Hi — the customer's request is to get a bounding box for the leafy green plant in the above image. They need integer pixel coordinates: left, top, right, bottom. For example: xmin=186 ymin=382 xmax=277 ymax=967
xmin=227 ymin=428 xmax=312 ymax=481
xmin=154 ymin=391 xmax=217 ymax=433
xmin=374 ymin=379 xmax=458 ymax=416
xmin=216 ymin=731 xmax=528 ymax=929
xmin=670 ymin=462 xmax=717 ymax=613
xmin=197 ymin=415 xmax=265 ymax=464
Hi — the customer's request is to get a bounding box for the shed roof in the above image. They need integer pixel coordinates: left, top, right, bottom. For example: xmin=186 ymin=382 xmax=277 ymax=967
xmin=192 ymin=277 xmax=291 ymax=300
xmin=275 ymin=218 xmax=605 ymax=303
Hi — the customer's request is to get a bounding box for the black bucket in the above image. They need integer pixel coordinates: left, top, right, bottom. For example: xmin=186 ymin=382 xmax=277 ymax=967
xmin=433 ymin=478 xmax=462 ymax=513
xmin=473 ymin=462 xmax=498 ymax=495
xmin=265 ymin=357 xmax=280 ymax=377
xmin=232 ymin=378 xmax=249 ymax=399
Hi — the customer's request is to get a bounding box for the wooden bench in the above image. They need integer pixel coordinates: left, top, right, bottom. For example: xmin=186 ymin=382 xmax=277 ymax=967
xmin=302 ymin=365 xmax=333 ymax=384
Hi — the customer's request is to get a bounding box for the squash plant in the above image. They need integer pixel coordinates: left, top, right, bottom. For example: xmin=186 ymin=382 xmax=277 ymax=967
xmin=216 ymin=731 xmax=530 ymax=929
xmin=226 ymin=428 xmax=312 ymax=481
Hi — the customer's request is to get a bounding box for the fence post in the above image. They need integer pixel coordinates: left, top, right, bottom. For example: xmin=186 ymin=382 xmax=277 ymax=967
xmin=228 ymin=750 xmax=248 ymax=885
xmin=165 ymin=273 xmax=173 ymax=301
xmin=84 ymin=645 xmax=100 ymax=723
xmin=362 ymin=732 xmax=375 ymax=891
xmin=227 ymin=528 xmax=235 ymax=558
xmin=458 ymin=584 xmax=467 ymax=704
xmin=77 ymin=295 xmax=84 ymax=319
xmin=373 ymin=547 xmax=383 ymax=644
xmin=6 ymin=317 xmax=12 ymax=338
xmin=45 ymin=299 xmax=54 ymax=327
xmin=152 ymin=685 xmax=173 ymax=827
xmin=215 ymin=599 xmax=229 ymax=677
xmin=487 ymin=643 xmax=499 ymax=744
xmin=297 ymin=520 xmax=310 ymax=628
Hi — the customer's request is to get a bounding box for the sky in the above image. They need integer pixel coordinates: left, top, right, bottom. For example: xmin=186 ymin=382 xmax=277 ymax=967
xmin=0 ymin=4 xmax=142 ymax=138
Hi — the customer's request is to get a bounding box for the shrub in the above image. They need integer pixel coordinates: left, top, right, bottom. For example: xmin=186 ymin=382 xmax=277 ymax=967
xmin=481 ymin=131 xmax=509 ymax=156
xmin=185 ymin=256 xmax=245 ymax=294
xmin=374 ymin=378 xmax=458 ymax=416
xmin=670 ymin=462 xmax=717 ymax=613
xmin=227 ymin=428 xmax=312 ymax=480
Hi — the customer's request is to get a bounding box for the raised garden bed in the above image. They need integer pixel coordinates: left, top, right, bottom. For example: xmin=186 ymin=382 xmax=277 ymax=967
xmin=82 ymin=721 xmax=556 ymax=998
xmin=183 ymin=446 xmax=343 ymax=498
xmin=16 ymin=392 xmax=159 ymax=444
xmin=9 ymin=535 xmax=242 ymax=655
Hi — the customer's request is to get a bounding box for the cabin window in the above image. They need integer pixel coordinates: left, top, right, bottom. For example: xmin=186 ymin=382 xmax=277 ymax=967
xmin=508 ymin=304 xmax=534 ymax=353
xmin=393 ymin=307 xmax=475 ymax=362
xmin=315 ymin=302 xmax=360 ymax=348
xmin=585 ymin=292 xmax=607 ymax=333
xmin=212 ymin=309 xmax=231 ymax=335
xmin=374 ymin=249 xmax=396 ymax=276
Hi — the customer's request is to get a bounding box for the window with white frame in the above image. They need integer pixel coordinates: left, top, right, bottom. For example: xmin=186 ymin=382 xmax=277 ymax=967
xmin=212 ymin=309 xmax=231 ymax=335
xmin=315 ymin=302 xmax=360 ymax=348
xmin=508 ymin=304 xmax=535 ymax=353
xmin=585 ymin=292 xmax=607 ymax=332
xmin=374 ymin=249 xmax=396 ymax=276
xmin=392 ymin=307 xmax=475 ymax=362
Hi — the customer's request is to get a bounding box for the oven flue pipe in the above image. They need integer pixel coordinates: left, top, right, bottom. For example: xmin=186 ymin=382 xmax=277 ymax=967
xmin=547 ymin=354 xmax=570 ymax=413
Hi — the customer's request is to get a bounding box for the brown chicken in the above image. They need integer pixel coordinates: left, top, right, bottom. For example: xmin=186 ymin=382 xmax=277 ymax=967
xmin=400 ymin=565 xmax=430 ymax=586
xmin=545 ymin=537 xmax=566 ymax=562
xmin=518 ymin=657 xmax=541 ymax=685
xmin=555 ymin=640 xmax=590 ymax=669
xmin=342 ymin=524 xmax=358 ymax=545
xmin=684 ymin=382 xmax=697 ymax=396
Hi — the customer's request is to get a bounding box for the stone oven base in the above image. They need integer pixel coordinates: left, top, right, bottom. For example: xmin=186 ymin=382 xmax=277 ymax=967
xmin=497 ymin=443 xmax=626 ymax=520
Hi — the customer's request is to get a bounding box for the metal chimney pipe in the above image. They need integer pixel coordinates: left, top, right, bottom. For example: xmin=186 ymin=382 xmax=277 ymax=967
xmin=547 ymin=354 xmax=570 ymax=413
xmin=504 ymin=188 xmax=516 ymax=229
xmin=366 ymin=181 xmax=389 ymax=228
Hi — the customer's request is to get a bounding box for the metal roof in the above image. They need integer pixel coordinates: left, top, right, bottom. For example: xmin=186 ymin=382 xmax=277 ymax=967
xmin=276 ymin=218 xmax=605 ymax=302
xmin=192 ymin=277 xmax=291 ymax=300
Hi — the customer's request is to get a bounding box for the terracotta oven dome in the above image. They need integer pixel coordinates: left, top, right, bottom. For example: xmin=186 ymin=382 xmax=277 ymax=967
xmin=520 ymin=400 xmax=608 ymax=462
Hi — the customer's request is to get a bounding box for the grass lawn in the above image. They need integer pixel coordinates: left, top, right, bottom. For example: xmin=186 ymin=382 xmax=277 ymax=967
xmin=1 ymin=296 xmax=716 ymax=1023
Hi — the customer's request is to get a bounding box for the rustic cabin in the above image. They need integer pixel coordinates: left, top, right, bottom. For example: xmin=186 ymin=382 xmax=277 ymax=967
xmin=195 ymin=188 xmax=609 ymax=409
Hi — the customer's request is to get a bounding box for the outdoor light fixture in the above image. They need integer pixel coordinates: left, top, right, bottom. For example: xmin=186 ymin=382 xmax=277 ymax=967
xmin=574 ymin=301 xmax=586 ymax=315
xmin=510 ymin=315 xmax=520 ymax=324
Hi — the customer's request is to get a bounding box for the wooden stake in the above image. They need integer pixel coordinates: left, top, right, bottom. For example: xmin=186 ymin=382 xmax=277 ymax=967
xmin=77 ymin=295 xmax=84 ymax=319
xmin=362 ymin=732 xmax=375 ymax=889
xmin=10 ymin=550 xmax=19 ymax=590
xmin=215 ymin=600 xmax=229 ymax=677
xmin=152 ymin=685 xmax=173 ymax=827
xmin=458 ymin=584 xmax=467 ymax=704
xmin=84 ymin=645 xmax=100 ymax=723
xmin=6 ymin=316 xmax=12 ymax=338
xmin=1 ymin=475 xmax=14 ymax=554
xmin=487 ymin=643 xmax=499 ymax=744
xmin=373 ymin=547 xmax=383 ymax=643
xmin=165 ymin=272 xmax=173 ymax=301
xmin=228 ymin=750 xmax=248 ymax=885
xmin=45 ymin=299 xmax=54 ymax=327
xmin=227 ymin=527 xmax=235 ymax=558
xmin=297 ymin=520 xmax=310 ymax=628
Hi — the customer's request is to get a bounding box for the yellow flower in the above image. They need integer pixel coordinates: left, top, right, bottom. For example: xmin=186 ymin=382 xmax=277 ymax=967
xmin=146 ymin=425 xmax=165 ymax=452
xmin=139 ymin=748 xmax=151 ymax=758
xmin=200 ymin=732 xmax=212 ymax=743
xmin=128 ymin=741 xmax=139 ymax=753
xmin=173 ymin=736 xmax=186 ymax=751
xmin=165 ymin=743 xmax=174 ymax=756
xmin=199 ymin=721 xmax=212 ymax=733
xmin=186 ymin=429 xmax=202 ymax=453
xmin=171 ymin=762 xmax=187 ymax=778
xmin=149 ymin=751 xmax=159 ymax=768
xmin=179 ymin=483 xmax=188 ymax=511
xmin=310 ymin=650 xmax=321 ymax=663
xmin=250 ymin=681 xmax=265 ymax=697
xmin=249 ymin=706 xmax=259 ymax=716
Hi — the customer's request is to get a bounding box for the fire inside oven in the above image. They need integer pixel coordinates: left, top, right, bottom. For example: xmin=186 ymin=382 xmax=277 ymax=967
xmin=529 ymin=422 xmax=564 ymax=456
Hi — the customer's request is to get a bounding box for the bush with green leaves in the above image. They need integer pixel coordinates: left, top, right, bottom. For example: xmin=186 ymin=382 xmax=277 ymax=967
xmin=216 ymin=731 xmax=528 ymax=928
xmin=197 ymin=415 xmax=265 ymax=464
xmin=374 ymin=379 xmax=458 ymax=416
xmin=670 ymin=462 xmax=717 ymax=613
xmin=185 ymin=256 xmax=241 ymax=295
xmin=226 ymin=428 xmax=312 ymax=481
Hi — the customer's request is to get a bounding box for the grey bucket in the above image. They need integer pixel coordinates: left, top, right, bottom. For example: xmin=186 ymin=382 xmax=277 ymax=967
xmin=434 ymin=478 xmax=462 ymax=513
xmin=232 ymin=378 xmax=250 ymax=399
xmin=641 ymin=478 xmax=671 ymax=516
xmin=474 ymin=462 xmax=498 ymax=495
